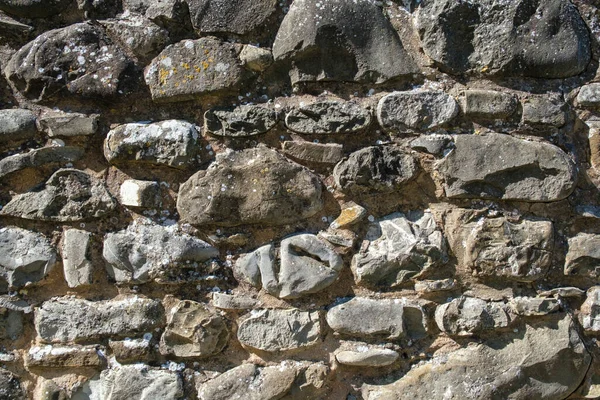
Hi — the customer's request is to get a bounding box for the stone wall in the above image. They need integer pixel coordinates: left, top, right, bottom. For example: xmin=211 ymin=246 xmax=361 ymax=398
xmin=1 ymin=0 xmax=600 ymax=398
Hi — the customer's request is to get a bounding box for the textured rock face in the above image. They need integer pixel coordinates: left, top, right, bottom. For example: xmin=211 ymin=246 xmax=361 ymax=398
xmin=204 ymin=105 xmax=277 ymax=137
xmin=5 ymin=22 xmax=133 ymax=100
xmin=177 ymin=146 xmax=323 ymax=226
xmin=273 ymin=0 xmax=419 ymax=85
xmin=0 ymin=0 xmax=70 ymax=17
xmin=0 ymin=146 xmax=84 ymax=179
xmin=38 ymin=111 xmax=98 ymax=138
xmin=438 ymin=133 xmax=576 ymax=201
xmin=187 ymin=0 xmax=277 ymax=35
xmin=417 ymin=0 xmax=591 ymax=78
xmin=0 ymin=368 xmax=24 ymax=399
xmin=463 ymin=90 xmax=518 ymax=120
xmin=565 ymin=233 xmax=600 ymax=277
xmin=283 ymin=141 xmax=344 ymax=164
xmin=581 ymin=287 xmax=600 ymax=332
xmin=336 ymin=348 xmax=399 ymax=367
xmin=362 ymin=315 xmax=590 ymax=400
xmin=62 ymin=229 xmax=93 ymax=288
xmin=435 ymin=297 xmax=510 ymax=336
xmin=352 ymin=211 xmax=446 ymax=289
xmin=285 ymin=101 xmax=371 ymax=135
xmin=0 ymin=109 xmax=37 ymax=144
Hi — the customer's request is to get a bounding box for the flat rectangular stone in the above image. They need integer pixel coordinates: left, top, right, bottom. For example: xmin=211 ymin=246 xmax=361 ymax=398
xmin=282 ymin=141 xmax=343 ymax=164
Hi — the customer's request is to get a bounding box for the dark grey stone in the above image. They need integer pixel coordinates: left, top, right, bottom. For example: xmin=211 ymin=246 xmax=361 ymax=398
xmin=204 ymin=105 xmax=277 ymax=137
xmin=186 ymin=0 xmax=277 ymax=35
xmin=463 ymin=90 xmax=518 ymax=120
xmin=0 ymin=146 xmax=84 ymax=179
xmin=285 ymin=101 xmax=371 ymax=135
xmin=0 ymin=109 xmax=37 ymax=144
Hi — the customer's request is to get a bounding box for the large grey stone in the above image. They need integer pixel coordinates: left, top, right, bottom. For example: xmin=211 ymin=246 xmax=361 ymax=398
xmin=416 ymin=0 xmax=591 ymax=78
xmin=144 ymin=37 xmax=245 ymax=102
xmin=186 ymin=0 xmax=277 ymax=35
xmin=177 ymin=146 xmax=323 ymax=227
xmin=377 ymin=90 xmax=459 ymax=133
xmin=521 ymin=95 xmax=568 ymax=128
xmin=237 ymin=309 xmax=321 ymax=352
xmin=352 ymin=211 xmax=446 ymax=289
xmin=438 ymin=133 xmax=576 ymax=201
xmin=0 ymin=146 xmax=84 ymax=179
xmin=508 ymin=297 xmax=560 ymax=317
xmin=104 ymin=120 xmax=200 ymax=168
xmin=463 ymin=90 xmax=518 ymax=120
xmin=5 ymin=22 xmax=133 ymax=100
xmin=564 ymin=233 xmax=600 ymax=277
xmin=362 ymin=314 xmax=590 ymax=400
xmin=326 ymin=297 xmax=426 ymax=340
xmin=0 ymin=109 xmax=37 ymax=144
xmin=0 ymin=169 xmax=116 ymax=222
xmin=102 ymin=219 xmax=218 ymax=284
xmin=285 ymin=101 xmax=371 ymax=135
xmin=0 ymin=227 xmax=56 ymax=289
xmin=34 ymin=296 xmax=164 ymax=343
xmin=272 ymin=0 xmax=419 ymax=85
xmin=333 ymin=146 xmax=418 ymax=195
xmin=435 ymin=297 xmax=510 ymax=336
xmin=62 ymin=229 xmax=93 ymax=288
xmin=445 ymin=209 xmax=554 ymax=282
xmin=204 ymin=105 xmax=277 ymax=137
xmin=0 ymin=0 xmax=70 ymax=17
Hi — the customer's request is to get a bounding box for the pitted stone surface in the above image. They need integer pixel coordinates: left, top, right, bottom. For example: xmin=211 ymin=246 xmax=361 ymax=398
xmin=565 ymin=233 xmax=600 ymax=277
xmin=0 ymin=109 xmax=36 ymax=144
xmin=62 ymin=229 xmax=93 ymax=288
xmin=187 ymin=0 xmax=277 ymax=35
xmin=285 ymin=101 xmax=371 ymax=135
xmin=204 ymin=105 xmax=277 ymax=137
xmin=435 ymin=297 xmax=510 ymax=336
xmin=0 ymin=146 xmax=84 ymax=179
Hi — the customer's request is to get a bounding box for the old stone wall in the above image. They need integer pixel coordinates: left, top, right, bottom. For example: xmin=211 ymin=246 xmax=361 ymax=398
xmin=2 ymin=0 xmax=600 ymax=398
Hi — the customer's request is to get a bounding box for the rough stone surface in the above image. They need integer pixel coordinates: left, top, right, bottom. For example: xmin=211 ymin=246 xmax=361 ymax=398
xmin=521 ymin=95 xmax=568 ymax=128
xmin=273 ymin=0 xmax=419 ymax=85
xmin=103 ymin=219 xmax=218 ymax=284
xmin=377 ymin=90 xmax=459 ymax=133
xmin=26 ymin=344 xmax=106 ymax=368
xmin=0 ymin=109 xmax=37 ymax=144
xmin=508 ymin=297 xmax=560 ymax=316
xmin=119 ymin=179 xmax=161 ymax=208
xmin=0 ymin=0 xmax=70 ymax=17
xmin=39 ymin=111 xmax=98 ymax=137
xmin=330 ymin=202 xmax=366 ymax=229
xmin=0 ymin=227 xmax=56 ymax=289
xmin=463 ymin=90 xmax=518 ymax=120
xmin=285 ymin=101 xmax=371 ymax=134
xmin=62 ymin=229 xmax=93 ymax=288
xmin=435 ymin=297 xmax=510 ymax=336
xmin=34 ymin=296 xmax=164 ymax=343
xmin=333 ymin=146 xmax=418 ymax=195
xmin=204 ymin=105 xmax=277 ymax=137
xmin=578 ymin=83 xmax=600 ymax=107
xmin=416 ymin=0 xmax=591 ymax=78
xmin=212 ymin=293 xmax=258 ymax=310
xmin=438 ymin=133 xmax=576 ymax=201
xmin=581 ymin=287 xmax=600 ymax=332
xmin=0 ymin=146 xmax=84 ymax=179
xmin=0 ymin=169 xmax=116 ymax=222
xmin=352 ymin=211 xmax=447 ymax=289
xmin=336 ymin=347 xmax=399 ymax=367
xmin=414 ymin=278 xmax=456 ymax=293
xmin=104 ymin=120 xmax=199 ymax=168
xmin=177 ymin=146 xmax=323 ymax=227
xmin=0 ymin=368 xmax=24 ymax=400
xmin=283 ymin=141 xmax=344 ymax=164
xmin=240 ymin=45 xmax=273 ymax=72
xmin=187 ymin=0 xmax=277 ymax=35
xmin=237 ymin=309 xmax=321 ymax=352
xmin=565 ymin=233 xmax=600 ymax=277
xmin=409 ymin=134 xmax=453 ymax=156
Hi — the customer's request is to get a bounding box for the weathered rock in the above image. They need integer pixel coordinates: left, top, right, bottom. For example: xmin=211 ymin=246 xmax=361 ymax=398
xmin=377 ymin=90 xmax=459 ymax=133
xmin=581 ymin=287 xmax=600 ymax=332
xmin=521 ymin=95 xmax=568 ymax=128
xmin=283 ymin=141 xmax=344 ymax=164
xmin=5 ymin=22 xmax=133 ymax=100
xmin=39 ymin=111 xmax=98 ymax=137
xmin=177 ymin=146 xmax=323 ymax=227
xmin=204 ymin=105 xmax=277 ymax=137
xmin=565 ymin=233 xmax=600 ymax=277
xmin=26 ymin=345 xmax=106 ymax=368
xmin=119 ymin=179 xmax=161 ymax=208
xmin=102 ymin=219 xmax=218 ymax=284
xmin=414 ymin=278 xmax=457 ymax=294
xmin=104 ymin=120 xmax=199 ymax=168
xmin=539 ymin=287 xmax=586 ymax=299
xmin=109 ymin=337 xmax=155 ymax=364
xmin=463 ymin=90 xmax=518 ymax=120
xmin=62 ymin=229 xmax=93 ymax=288
xmin=35 ymin=296 xmax=164 ymax=343
xmin=0 ymin=0 xmax=70 ymax=17
xmin=0 ymin=169 xmax=116 ymax=222
xmin=187 ymin=0 xmax=276 ymax=35
xmin=0 ymin=146 xmax=84 ymax=179
xmin=336 ymin=347 xmax=399 ymax=367
xmin=362 ymin=314 xmax=590 ymax=400
xmin=445 ymin=209 xmax=554 ymax=282
xmin=416 ymin=0 xmax=591 ymax=78
xmin=0 ymin=109 xmax=37 ymax=144
xmin=438 ymin=133 xmax=576 ymax=201
xmin=160 ymin=299 xmax=228 ymax=358
xmin=237 ymin=309 xmax=321 ymax=352
xmin=409 ymin=134 xmax=453 ymax=156
xmin=144 ymin=0 xmax=192 ymax=38
xmin=352 ymin=211 xmax=447 ymax=289
xmin=197 ymin=362 xmax=297 ymax=400
xmin=508 ymin=297 xmax=560 ymax=317
xmin=240 ymin=45 xmax=273 ymax=72
xmin=0 ymin=296 xmax=29 ymax=341
xmin=234 ymin=234 xmax=343 ymax=299
xmin=285 ymin=101 xmax=371 ymax=134
xmin=212 ymin=293 xmax=258 ymax=310
xmin=578 ymin=83 xmax=600 ymax=107
xmin=272 ymin=0 xmax=419 ymax=85
xmin=0 ymin=227 xmax=56 ymax=289
xmin=330 ymin=202 xmax=367 ymax=230
xmin=0 ymin=11 xmax=32 ymax=39
xmin=326 ymin=297 xmax=426 ymax=340
xmin=0 ymin=368 xmax=24 ymax=400
xmin=144 ymin=37 xmax=245 ymax=102
xmin=333 ymin=146 xmax=418 ymax=195
xmin=435 ymin=297 xmax=510 ymax=336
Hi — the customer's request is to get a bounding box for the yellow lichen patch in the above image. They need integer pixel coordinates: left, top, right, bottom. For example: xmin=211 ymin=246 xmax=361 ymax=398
xmin=182 ymin=62 xmax=190 ymax=70
xmin=331 ymin=203 xmax=366 ymax=229
xmin=202 ymin=61 xmax=210 ymax=70
xmin=159 ymin=68 xmax=169 ymax=85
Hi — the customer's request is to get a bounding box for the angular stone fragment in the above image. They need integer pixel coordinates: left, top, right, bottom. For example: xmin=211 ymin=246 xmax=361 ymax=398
xmin=0 ymin=109 xmax=36 ymax=144
xmin=119 ymin=179 xmax=161 ymax=208
xmin=283 ymin=141 xmax=344 ymax=164
xmin=565 ymin=233 xmax=600 ymax=277
xmin=160 ymin=299 xmax=228 ymax=358
xmin=416 ymin=0 xmax=591 ymax=78
xmin=26 ymin=345 xmax=106 ymax=368
xmin=34 ymin=296 xmax=164 ymax=343
xmin=0 ymin=0 xmax=70 ymax=17
xmin=326 ymin=297 xmax=426 ymax=340
xmin=336 ymin=347 xmax=399 ymax=367
xmin=330 ymin=202 xmax=366 ymax=230
xmin=0 ymin=169 xmax=116 ymax=222
xmin=237 ymin=309 xmax=320 ymax=352
xmin=438 ymin=133 xmax=576 ymax=201
xmin=144 ymin=37 xmax=245 ymax=102
xmin=445 ymin=209 xmax=554 ymax=282
xmin=102 ymin=219 xmax=218 ymax=284
xmin=539 ymin=287 xmax=585 ymax=299
xmin=240 ymin=45 xmax=273 ymax=72
xmin=62 ymin=229 xmax=93 ymax=288
xmin=463 ymin=90 xmax=518 ymax=120
xmin=521 ymin=95 xmax=568 ymax=128
xmin=0 ymin=296 xmax=29 ymax=340
xmin=414 ymin=278 xmax=456 ymax=294
xmin=0 ymin=11 xmax=32 ymax=39
xmin=104 ymin=120 xmax=199 ymax=168
xmin=578 ymin=83 xmax=600 ymax=107
xmin=0 ymin=146 xmax=84 ymax=179
xmin=212 ymin=293 xmax=258 ymax=310
xmin=508 ymin=297 xmax=559 ymax=317
xmin=177 ymin=146 xmax=323 ymax=227
xmin=187 ymin=0 xmax=276 ymax=35
xmin=204 ymin=105 xmax=277 ymax=137
xmin=435 ymin=297 xmax=510 ymax=336
xmin=197 ymin=362 xmax=297 ymax=400
xmin=362 ymin=314 xmax=590 ymax=400
xmin=109 ymin=337 xmax=154 ymax=364
xmin=285 ymin=101 xmax=371 ymax=134
xmin=377 ymin=90 xmax=459 ymax=133
xmin=273 ymin=0 xmax=419 ymax=85
xmin=581 ymin=287 xmax=600 ymax=332
xmin=352 ymin=211 xmax=447 ymax=289
xmin=39 ymin=111 xmax=98 ymax=137
xmin=0 ymin=368 xmax=24 ymax=400
xmin=5 ymin=22 xmax=133 ymax=100
xmin=0 ymin=227 xmax=56 ymax=289
xmin=333 ymin=146 xmax=417 ymax=195
xmin=409 ymin=134 xmax=453 ymax=156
